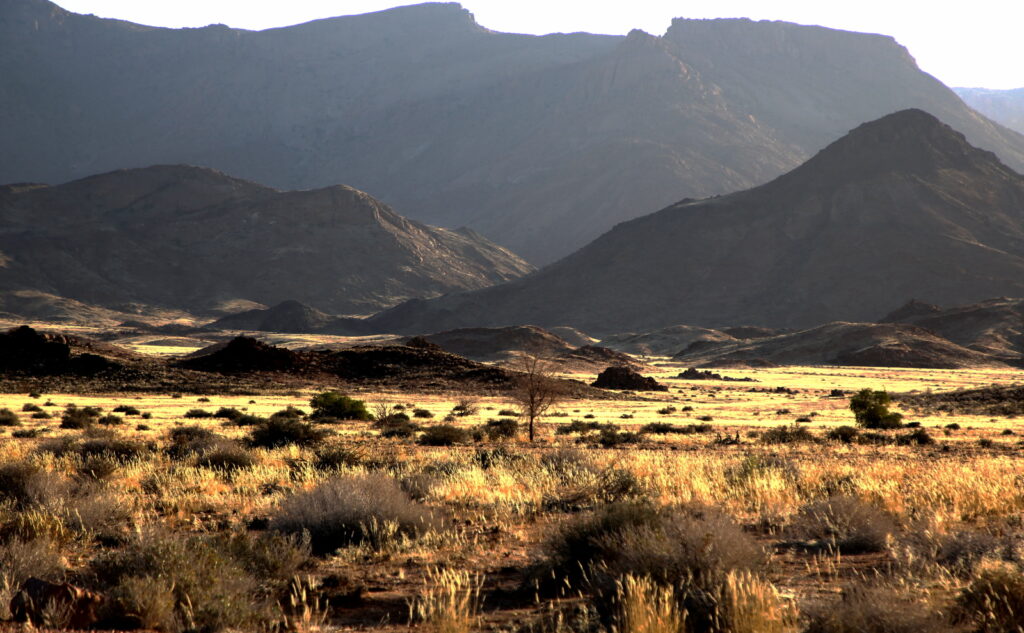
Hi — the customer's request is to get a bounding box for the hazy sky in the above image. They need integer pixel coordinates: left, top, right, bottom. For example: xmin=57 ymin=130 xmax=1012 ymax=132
xmin=52 ymin=1 xmax=1023 ymax=89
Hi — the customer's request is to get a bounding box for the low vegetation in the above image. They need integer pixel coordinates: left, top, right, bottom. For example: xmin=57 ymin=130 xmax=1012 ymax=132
xmin=0 ymin=363 xmax=1021 ymax=631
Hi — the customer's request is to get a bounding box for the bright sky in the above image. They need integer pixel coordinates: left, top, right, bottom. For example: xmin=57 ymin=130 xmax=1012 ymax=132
xmin=51 ymin=1 xmax=1023 ymax=89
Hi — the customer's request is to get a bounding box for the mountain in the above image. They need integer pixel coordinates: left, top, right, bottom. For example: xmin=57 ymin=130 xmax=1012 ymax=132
xmin=600 ymin=325 xmax=737 ymax=356
xmin=956 ymin=88 xmax=1024 ymax=135
xmin=421 ymin=325 xmax=575 ymax=361
xmin=671 ymin=322 xmax=1004 ymax=369
xmin=879 ymin=297 xmax=1024 ymax=361
xmin=208 ymin=300 xmax=370 ymax=335
xmin=3 ymin=2 xmax=1024 ymax=263
xmin=367 ymin=110 xmax=1024 ymax=334
xmin=0 ymin=165 xmax=533 ymax=314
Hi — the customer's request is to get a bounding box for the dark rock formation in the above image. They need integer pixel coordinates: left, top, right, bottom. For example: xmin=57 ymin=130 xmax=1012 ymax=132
xmin=591 ymin=366 xmax=668 ymax=391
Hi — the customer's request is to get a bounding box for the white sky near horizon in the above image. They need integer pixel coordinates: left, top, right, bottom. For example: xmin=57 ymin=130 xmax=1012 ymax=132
xmin=51 ymin=1 xmax=1023 ymax=90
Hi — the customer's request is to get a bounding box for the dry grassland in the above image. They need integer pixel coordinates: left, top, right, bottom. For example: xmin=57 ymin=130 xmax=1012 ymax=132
xmin=0 ymin=361 xmax=1022 ymax=632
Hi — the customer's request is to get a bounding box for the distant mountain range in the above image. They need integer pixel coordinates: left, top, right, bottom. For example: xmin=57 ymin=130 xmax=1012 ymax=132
xmin=3 ymin=0 xmax=1023 ymax=263
xmin=0 ymin=166 xmax=532 ymax=314
xmin=366 ymin=110 xmax=1024 ymax=333
xmin=956 ymin=88 xmax=1024 ymax=135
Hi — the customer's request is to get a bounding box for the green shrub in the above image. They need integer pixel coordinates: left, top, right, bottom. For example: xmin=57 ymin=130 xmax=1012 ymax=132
xmin=379 ymin=420 xmax=420 ymax=439
xmin=60 ymin=405 xmax=101 ymax=429
xmin=184 ymin=408 xmax=213 ymax=419
xmin=556 ymin=419 xmax=603 ymax=434
xmin=269 ymin=474 xmax=441 ymax=555
xmin=310 ymin=391 xmax=372 ymax=421
xmin=30 ymin=411 xmax=52 ymax=419
xmin=482 ymin=418 xmax=519 ymax=440
xmin=269 ymin=406 xmax=305 ymax=421
xmin=896 ymin=428 xmax=934 ymax=446
xmin=640 ymin=422 xmax=713 ymax=435
xmin=166 ymin=425 xmax=221 ymax=460
xmin=213 ymin=407 xmax=243 ymax=420
xmin=761 ymin=424 xmax=816 ymax=444
xmin=21 ymin=403 xmax=42 ymax=413
xmin=849 ymin=389 xmax=904 ymax=429
xmin=97 ymin=414 xmax=123 ymax=426
xmin=412 ymin=408 xmax=434 ymax=419
xmin=826 ymin=426 xmax=860 ymax=443
xmin=112 ymin=405 xmax=140 ymax=415
xmin=598 ymin=427 xmax=644 ymax=447
xmin=418 ymin=424 xmax=471 ymax=446
xmin=0 ymin=408 xmax=21 ymax=426
xmin=247 ymin=417 xmax=329 ymax=449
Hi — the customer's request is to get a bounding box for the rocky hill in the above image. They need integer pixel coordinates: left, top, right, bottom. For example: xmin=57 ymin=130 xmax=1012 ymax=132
xmin=956 ymin=88 xmax=1024 ymax=135
xmin=0 ymin=165 xmax=533 ymax=314
xmin=673 ymin=322 xmax=1004 ymax=369
xmin=367 ymin=110 xmax=1024 ymax=333
xmin=879 ymin=297 xmax=1024 ymax=361
xmin=3 ymin=1 xmax=1023 ymax=263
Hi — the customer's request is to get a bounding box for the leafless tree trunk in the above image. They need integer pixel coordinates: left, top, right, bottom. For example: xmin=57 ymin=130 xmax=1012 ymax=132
xmin=508 ymin=351 xmax=564 ymax=442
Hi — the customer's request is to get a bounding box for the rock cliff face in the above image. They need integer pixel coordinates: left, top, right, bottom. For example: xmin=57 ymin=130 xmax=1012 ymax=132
xmin=0 ymin=165 xmax=533 ymax=314
xmin=3 ymin=1 xmax=1023 ymax=262
xmin=367 ymin=110 xmax=1024 ymax=333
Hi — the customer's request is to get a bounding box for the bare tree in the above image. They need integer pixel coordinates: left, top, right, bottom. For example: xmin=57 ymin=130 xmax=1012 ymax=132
xmin=508 ymin=351 xmax=565 ymax=442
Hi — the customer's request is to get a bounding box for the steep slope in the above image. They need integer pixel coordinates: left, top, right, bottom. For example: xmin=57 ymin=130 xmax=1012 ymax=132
xmin=3 ymin=1 xmax=1024 ymax=262
xmin=880 ymin=297 xmax=1024 ymax=361
xmin=0 ymin=165 xmax=534 ymax=314
xmin=956 ymin=88 xmax=1024 ymax=135
xmin=368 ymin=110 xmax=1024 ymax=333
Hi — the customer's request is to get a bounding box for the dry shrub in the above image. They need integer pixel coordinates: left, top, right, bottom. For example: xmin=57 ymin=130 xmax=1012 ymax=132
xmin=0 ymin=462 xmax=69 ymax=509
xmin=92 ymin=528 xmax=269 ymax=633
xmin=790 ymin=495 xmax=897 ymax=554
xmin=935 ymin=532 xmax=1023 ymax=578
xmin=954 ymin=560 xmax=1024 ymax=633
xmin=216 ymin=531 xmax=311 ymax=589
xmin=269 ymin=473 xmax=442 ymax=555
xmin=0 ymin=537 xmax=64 ymax=589
xmin=805 ymin=581 xmax=949 ymax=633
xmin=539 ymin=502 xmax=765 ymax=604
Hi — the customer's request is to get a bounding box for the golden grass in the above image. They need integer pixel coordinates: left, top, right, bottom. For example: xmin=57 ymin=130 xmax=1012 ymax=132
xmin=0 ymin=363 xmax=1022 ymax=631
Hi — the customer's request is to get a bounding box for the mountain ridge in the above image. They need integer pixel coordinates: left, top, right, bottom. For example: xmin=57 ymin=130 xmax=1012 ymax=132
xmin=0 ymin=165 xmax=535 ymax=314
xmin=4 ymin=1 xmax=1024 ymax=262
xmin=365 ymin=110 xmax=1024 ymax=333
